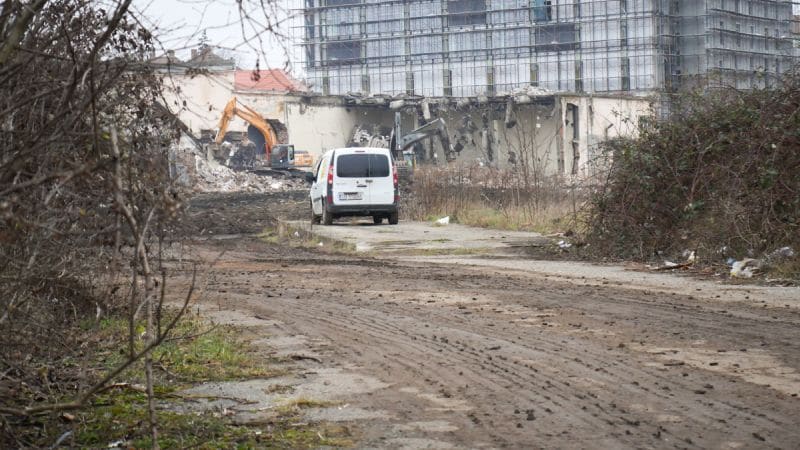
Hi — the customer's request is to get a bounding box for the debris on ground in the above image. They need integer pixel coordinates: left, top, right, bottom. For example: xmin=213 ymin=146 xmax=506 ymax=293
xmin=435 ymin=216 xmax=450 ymax=225
xmin=193 ymin=155 xmax=306 ymax=193
xmin=731 ymin=258 xmax=761 ymax=278
xmin=170 ymin=132 xmax=306 ymax=193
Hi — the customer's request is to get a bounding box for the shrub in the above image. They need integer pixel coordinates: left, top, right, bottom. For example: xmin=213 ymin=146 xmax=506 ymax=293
xmin=585 ymin=72 xmax=800 ymax=263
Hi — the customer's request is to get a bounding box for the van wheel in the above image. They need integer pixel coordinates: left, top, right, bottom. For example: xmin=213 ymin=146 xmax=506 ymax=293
xmin=322 ymin=201 xmax=333 ymax=225
xmin=388 ymin=212 xmax=399 ymax=225
xmin=310 ymin=201 xmax=321 ymax=225
xmin=373 ymin=216 xmax=383 ymax=225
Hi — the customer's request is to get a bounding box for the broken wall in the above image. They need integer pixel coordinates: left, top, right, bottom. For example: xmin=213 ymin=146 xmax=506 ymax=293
xmin=161 ymin=70 xmax=235 ymax=133
xmin=161 ymin=71 xmax=298 ymax=135
xmin=559 ymin=95 xmax=654 ymax=178
xmin=284 ymin=101 xmax=395 ymax=157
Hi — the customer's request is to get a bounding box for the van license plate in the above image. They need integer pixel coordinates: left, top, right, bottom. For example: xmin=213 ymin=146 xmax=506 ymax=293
xmin=339 ymin=192 xmax=362 ymax=201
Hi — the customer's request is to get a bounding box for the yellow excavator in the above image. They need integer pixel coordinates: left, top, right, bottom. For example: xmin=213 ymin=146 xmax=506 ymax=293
xmin=214 ymin=97 xmax=301 ymax=169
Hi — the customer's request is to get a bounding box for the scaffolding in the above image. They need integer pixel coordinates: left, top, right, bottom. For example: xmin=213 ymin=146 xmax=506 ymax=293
xmin=292 ymin=1 xmax=798 ymax=97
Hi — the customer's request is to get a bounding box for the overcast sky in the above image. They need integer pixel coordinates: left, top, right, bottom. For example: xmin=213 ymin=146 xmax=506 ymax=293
xmin=133 ymin=0 xmax=302 ymax=72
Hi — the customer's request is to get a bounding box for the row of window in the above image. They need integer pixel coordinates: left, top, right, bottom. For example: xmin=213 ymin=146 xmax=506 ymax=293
xmin=310 ymin=58 xmax=642 ymax=96
xmin=321 ymin=23 xmax=581 ymax=64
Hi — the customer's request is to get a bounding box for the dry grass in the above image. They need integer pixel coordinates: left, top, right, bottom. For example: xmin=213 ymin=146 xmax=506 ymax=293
xmin=405 ymin=165 xmax=582 ymax=235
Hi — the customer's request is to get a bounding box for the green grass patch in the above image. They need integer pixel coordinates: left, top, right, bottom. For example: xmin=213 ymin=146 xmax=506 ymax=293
xmin=74 ymin=390 xmax=350 ymax=449
xmin=36 ymin=313 xmax=353 ymax=448
xmin=96 ymin=315 xmax=275 ymax=384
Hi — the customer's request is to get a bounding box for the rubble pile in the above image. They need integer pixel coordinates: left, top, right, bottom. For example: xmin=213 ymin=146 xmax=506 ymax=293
xmin=170 ymin=133 xmax=307 ymax=193
xmin=192 ymin=155 xmax=306 ymax=193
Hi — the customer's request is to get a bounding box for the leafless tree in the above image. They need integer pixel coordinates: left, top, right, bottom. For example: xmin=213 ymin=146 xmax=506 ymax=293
xmin=0 ymin=1 xmax=200 ymax=447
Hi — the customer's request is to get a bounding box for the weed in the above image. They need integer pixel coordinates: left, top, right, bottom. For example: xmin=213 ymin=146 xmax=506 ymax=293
xmin=406 ymin=165 xmax=580 ymax=235
xmin=97 ymin=315 xmax=275 ymax=384
xmin=259 ymin=223 xmax=356 ymax=253
xmin=23 ymin=312 xmax=348 ymax=448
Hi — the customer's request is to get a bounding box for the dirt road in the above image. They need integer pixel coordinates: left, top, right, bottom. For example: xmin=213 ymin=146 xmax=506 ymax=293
xmin=177 ymin=192 xmax=800 ymax=449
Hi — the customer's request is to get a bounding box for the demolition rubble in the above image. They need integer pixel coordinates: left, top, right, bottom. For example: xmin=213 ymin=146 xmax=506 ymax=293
xmin=171 ymin=134 xmax=307 ymax=193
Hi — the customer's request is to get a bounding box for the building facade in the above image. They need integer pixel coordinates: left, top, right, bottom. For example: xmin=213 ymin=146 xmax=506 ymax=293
xmin=297 ymin=0 xmax=795 ymax=96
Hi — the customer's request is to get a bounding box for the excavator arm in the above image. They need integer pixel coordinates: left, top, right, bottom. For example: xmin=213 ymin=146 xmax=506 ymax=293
xmin=393 ymin=113 xmax=458 ymax=161
xmin=214 ymin=97 xmax=279 ymax=152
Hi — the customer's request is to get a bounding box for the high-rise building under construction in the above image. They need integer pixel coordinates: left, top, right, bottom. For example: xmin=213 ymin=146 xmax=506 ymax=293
xmin=296 ymin=0 xmax=796 ymax=97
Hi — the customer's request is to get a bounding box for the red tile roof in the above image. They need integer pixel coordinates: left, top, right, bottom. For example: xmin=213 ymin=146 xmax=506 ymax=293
xmin=234 ymin=69 xmax=306 ymax=92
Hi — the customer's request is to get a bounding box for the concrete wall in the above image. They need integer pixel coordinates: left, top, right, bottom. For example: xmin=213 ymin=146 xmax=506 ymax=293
xmin=560 ymin=94 xmax=653 ymax=178
xmin=161 ymin=71 xmax=235 ymax=133
xmin=388 ymin=95 xmax=652 ymax=179
xmin=161 ymin=71 xmax=296 ymax=135
xmin=160 ymin=70 xmax=652 ymax=178
xmin=284 ymin=102 xmax=395 ymax=157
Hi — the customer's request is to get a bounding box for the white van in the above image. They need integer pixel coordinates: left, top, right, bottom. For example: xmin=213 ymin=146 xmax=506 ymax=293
xmin=309 ymin=147 xmax=399 ymax=225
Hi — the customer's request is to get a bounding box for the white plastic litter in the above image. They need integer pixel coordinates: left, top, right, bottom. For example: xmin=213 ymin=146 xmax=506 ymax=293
xmin=435 ymin=216 xmax=450 ymax=225
xmin=730 ymin=258 xmax=758 ymax=278
xmin=558 ymin=240 xmax=572 ymax=250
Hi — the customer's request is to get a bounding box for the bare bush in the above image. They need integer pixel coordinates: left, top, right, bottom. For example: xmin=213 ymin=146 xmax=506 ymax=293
xmin=0 ymin=1 xmax=192 ymax=446
xmin=585 ymin=72 xmax=800 ymax=264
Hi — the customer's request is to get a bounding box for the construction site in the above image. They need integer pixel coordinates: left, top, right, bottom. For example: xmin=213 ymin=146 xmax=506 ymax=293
xmin=4 ymin=1 xmax=800 ymax=448
xmin=158 ymin=1 xmax=798 ymax=184
xmin=297 ymin=0 xmax=795 ymax=96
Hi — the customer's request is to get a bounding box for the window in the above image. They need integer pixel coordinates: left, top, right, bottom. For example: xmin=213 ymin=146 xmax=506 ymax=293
xmin=326 ymin=0 xmax=359 ymax=5
xmin=533 ymin=0 xmax=552 ymax=22
xmin=443 ymin=69 xmax=453 ymax=96
xmin=327 ymin=41 xmax=360 ymax=65
xmin=575 ymin=60 xmax=583 ymax=92
xmin=361 ymin=74 xmax=370 ymax=92
xmin=735 ymin=23 xmax=741 ymax=47
xmin=305 ymin=45 xmax=315 ymax=69
xmin=336 ymin=154 xmax=390 ymax=178
xmin=621 ymin=57 xmax=630 ymax=91
xmin=448 ymin=0 xmax=486 ymax=26
xmin=534 ymin=23 xmax=579 ymax=52
xmin=530 ymin=63 xmax=539 ymax=86
xmin=620 ymin=20 xmax=628 ymax=47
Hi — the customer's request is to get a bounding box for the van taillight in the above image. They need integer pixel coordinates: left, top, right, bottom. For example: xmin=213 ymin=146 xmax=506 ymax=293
xmin=327 ymin=164 xmax=334 ymax=204
xmin=393 ymin=165 xmax=399 ymax=204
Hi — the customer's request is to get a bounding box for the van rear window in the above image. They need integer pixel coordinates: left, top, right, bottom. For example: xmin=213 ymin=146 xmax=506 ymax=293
xmin=336 ymin=154 xmax=390 ymax=178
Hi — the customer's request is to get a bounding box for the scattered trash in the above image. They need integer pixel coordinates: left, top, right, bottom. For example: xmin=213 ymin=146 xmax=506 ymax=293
xmin=766 ymin=246 xmax=795 ymax=263
xmin=317 ymin=242 xmax=324 ymax=247
xmin=107 ymin=440 xmax=126 ymax=448
xmin=293 ymin=231 xmax=300 ymax=237
xmin=435 ymin=216 xmax=450 ymax=225
xmin=730 ymin=258 xmax=761 ymax=278
xmin=557 ymin=240 xmax=572 ymax=250
xmin=682 ymin=250 xmax=696 ymax=263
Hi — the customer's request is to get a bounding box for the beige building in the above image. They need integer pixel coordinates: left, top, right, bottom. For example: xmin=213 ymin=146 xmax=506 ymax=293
xmin=156 ymin=47 xmax=653 ymax=178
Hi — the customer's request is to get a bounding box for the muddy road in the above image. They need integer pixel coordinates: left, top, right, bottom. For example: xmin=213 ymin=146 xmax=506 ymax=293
xmin=177 ymin=192 xmax=800 ymax=449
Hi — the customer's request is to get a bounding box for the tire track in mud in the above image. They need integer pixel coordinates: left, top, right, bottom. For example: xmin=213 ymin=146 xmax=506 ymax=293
xmin=242 ymin=285 xmax=798 ymax=449
xmin=197 ymin=248 xmax=800 ymax=449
